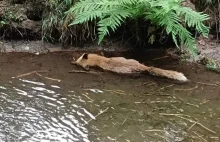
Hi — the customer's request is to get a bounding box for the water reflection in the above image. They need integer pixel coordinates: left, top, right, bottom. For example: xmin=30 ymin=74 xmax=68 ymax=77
xmin=1 ymin=78 xmax=219 ymax=142
xmin=0 ymin=78 xmax=91 ymax=142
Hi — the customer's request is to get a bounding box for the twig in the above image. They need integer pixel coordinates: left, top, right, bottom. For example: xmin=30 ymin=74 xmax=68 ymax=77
xmin=177 ymin=115 xmax=216 ymax=134
xmin=83 ymin=107 xmax=109 ymax=126
xmin=210 ymin=136 xmax=219 ymax=141
xmin=174 ymin=95 xmax=199 ymax=108
xmin=114 ymin=89 xmax=125 ymax=93
xmin=81 ymin=94 xmax=94 ymax=102
xmin=103 ymin=89 xmax=126 ymax=95
xmin=158 ymin=84 xmax=174 ymax=91
xmin=16 ymin=71 xmax=36 ymax=78
xmin=159 ymin=113 xmax=193 ymax=118
xmin=150 ymin=100 xmax=179 ymax=104
xmin=15 ymin=70 xmax=61 ymax=82
xmin=135 ymin=101 xmax=148 ymax=104
xmin=193 ymin=131 xmax=208 ymax=142
xmin=146 ymin=84 xmax=174 ymax=95
xmin=135 ymin=103 xmax=141 ymax=110
xmin=122 ymin=115 xmax=128 ymax=125
xmin=68 ymin=69 xmax=100 ymax=74
xmin=153 ymin=56 xmax=169 ymax=60
xmin=188 ymin=121 xmax=198 ymax=131
xmin=134 ymin=82 xmax=154 ymax=87
xmin=200 ymin=100 xmax=209 ymax=105
xmin=160 ymin=113 xmax=216 ymax=134
xmin=36 ymin=72 xmax=61 ymax=82
xmin=15 ymin=70 xmax=48 ymax=78
xmin=185 ymin=102 xmax=199 ymax=108
xmin=145 ymin=129 xmax=164 ymax=132
xmin=174 ymin=85 xmax=198 ymax=91
xmin=196 ymin=82 xmax=219 ymax=86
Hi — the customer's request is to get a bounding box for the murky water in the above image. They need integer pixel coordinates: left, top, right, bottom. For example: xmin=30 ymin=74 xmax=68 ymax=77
xmin=1 ymin=76 xmax=220 ymax=142
xmin=0 ymin=52 xmax=220 ymax=142
xmin=0 ymin=78 xmax=91 ymax=141
xmin=1 ymin=77 xmax=144 ymax=142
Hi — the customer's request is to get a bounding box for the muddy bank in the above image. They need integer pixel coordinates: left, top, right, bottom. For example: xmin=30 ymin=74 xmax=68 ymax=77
xmin=2 ymin=39 xmax=220 ymax=68
xmin=0 ymin=40 xmax=139 ymax=53
xmin=197 ymin=36 xmax=220 ymax=64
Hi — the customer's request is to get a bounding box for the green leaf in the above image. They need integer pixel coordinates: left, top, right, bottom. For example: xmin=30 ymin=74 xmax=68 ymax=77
xmin=67 ymin=0 xmax=209 ymax=54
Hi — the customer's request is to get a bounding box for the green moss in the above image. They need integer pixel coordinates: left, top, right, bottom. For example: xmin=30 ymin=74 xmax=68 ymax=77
xmin=201 ymin=57 xmax=220 ymax=73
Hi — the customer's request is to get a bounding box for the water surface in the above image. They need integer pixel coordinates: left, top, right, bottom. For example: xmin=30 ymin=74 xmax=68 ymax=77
xmin=0 ymin=52 xmax=219 ymax=142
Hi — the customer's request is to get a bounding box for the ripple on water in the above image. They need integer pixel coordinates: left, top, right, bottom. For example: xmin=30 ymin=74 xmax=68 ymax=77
xmin=0 ymin=77 xmax=209 ymax=142
xmin=0 ymin=79 xmax=92 ymax=142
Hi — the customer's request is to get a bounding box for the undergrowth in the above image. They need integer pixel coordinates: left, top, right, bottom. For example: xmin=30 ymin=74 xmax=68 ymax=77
xmin=67 ymin=0 xmax=210 ymax=54
xmin=201 ymin=57 xmax=220 ymax=73
xmin=42 ymin=0 xmax=96 ymax=45
xmin=194 ymin=0 xmax=220 ymax=40
xmin=0 ymin=0 xmax=210 ymax=51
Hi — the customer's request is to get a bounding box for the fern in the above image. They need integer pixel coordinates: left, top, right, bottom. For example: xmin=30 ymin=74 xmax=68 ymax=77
xmin=67 ymin=0 xmax=209 ymax=54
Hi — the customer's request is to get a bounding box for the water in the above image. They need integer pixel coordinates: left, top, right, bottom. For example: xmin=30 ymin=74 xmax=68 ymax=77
xmin=1 ymin=77 xmax=219 ymax=142
xmin=0 ymin=52 xmax=220 ymax=141
xmin=0 ymin=78 xmax=103 ymax=142
xmin=1 ymin=77 xmax=148 ymax=142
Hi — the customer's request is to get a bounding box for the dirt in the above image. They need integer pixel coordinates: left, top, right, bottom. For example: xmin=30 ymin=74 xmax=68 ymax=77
xmin=0 ymin=0 xmax=41 ymax=40
xmin=197 ymin=36 xmax=220 ymax=64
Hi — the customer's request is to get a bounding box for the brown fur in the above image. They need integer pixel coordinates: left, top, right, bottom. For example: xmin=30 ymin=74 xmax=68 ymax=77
xmin=72 ymin=53 xmax=189 ymax=82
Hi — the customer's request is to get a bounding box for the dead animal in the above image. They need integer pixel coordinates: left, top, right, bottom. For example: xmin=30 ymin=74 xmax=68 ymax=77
xmin=71 ymin=53 xmax=189 ymax=82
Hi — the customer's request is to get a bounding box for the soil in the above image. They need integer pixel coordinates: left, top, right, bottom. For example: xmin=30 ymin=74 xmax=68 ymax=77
xmin=197 ymin=35 xmax=220 ymax=64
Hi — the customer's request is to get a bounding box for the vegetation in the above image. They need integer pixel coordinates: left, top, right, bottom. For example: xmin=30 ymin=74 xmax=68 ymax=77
xmin=67 ymin=0 xmax=210 ymax=54
xmin=42 ymin=0 xmax=96 ymax=45
xmin=194 ymin=0 xmax=220 ymax=40
xmin=0 ymin=0 xmax=211 ymax=53
xmin=201 ymin=57 xmax=220 ymax=73
xmin=42 ymin=0 xmax=74 ymax=42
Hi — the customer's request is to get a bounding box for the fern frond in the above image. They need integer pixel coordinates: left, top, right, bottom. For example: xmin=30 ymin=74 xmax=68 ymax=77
xmin=68 ymin=0 xmax=133 ymax=25
xmin=97 ymin=11 xmax=131 ymax=43
xmin=68 ymin=0 xmax=209 ymax=54
xmin=178 ymin=7 xmax=210 ymax=37
xmin=69 ymin=11 xmax=103 ymax=25
xmin=145 ymin=8 xmax=197 ymax=54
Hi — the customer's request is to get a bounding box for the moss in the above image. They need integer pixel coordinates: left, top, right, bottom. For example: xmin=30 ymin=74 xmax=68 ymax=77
xmin=201 ymin=57 xmax=220 ymax=73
